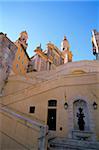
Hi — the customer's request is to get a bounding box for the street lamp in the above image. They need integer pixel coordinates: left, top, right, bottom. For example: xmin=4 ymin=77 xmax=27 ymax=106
xmin=64 ymin=92 xmax=68 ymax=110
xmin=93 ymin=101 xmax=98 ymax=110
xmin=64 ymin=102 xmax=68 ymax=109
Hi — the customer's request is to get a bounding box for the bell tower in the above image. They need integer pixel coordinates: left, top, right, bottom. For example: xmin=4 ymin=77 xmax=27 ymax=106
xmin=17 ymin=31 xmax=28 ymax=50
xmin=61 ymin=36 xmax=69 ymax=51
xmin=61 ymin=36 xmax=73 ymax=63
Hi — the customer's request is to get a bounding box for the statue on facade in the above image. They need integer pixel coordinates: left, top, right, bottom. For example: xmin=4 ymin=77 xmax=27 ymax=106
xmin=77 ymin=107 xmax=85 ymax=131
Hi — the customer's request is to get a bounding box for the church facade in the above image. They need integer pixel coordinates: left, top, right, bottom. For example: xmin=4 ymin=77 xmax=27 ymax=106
xmin=0 ymin=31 xmax=99 ymax=150
xmin=27 ymin=36 xmax=73 ymax=72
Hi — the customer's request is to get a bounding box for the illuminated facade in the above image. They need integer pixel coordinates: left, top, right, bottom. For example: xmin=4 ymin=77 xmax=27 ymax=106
xmin=28 ymin=36 xmax=73 ymax=72
xmin=0 ymin=30 xmax=99 ymax=150
xmin=12 ymin=31 xmax=30 ymax=75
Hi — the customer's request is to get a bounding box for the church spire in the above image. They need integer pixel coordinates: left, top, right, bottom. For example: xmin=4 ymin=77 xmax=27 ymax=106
xmin=61 ymin=35 xmax=70 ymax=51
xmin=61 ymin=35 xmax=73 ymax=63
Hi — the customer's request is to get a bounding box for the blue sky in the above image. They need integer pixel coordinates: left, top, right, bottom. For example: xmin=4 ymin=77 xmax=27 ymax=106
xmin=0 ymin=1 xmax=99 ymax=61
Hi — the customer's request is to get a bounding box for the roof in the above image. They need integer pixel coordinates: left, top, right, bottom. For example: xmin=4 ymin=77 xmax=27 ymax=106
xmin=20 ymin=44 xmax=30 ymax=60
xmin=0 ymin=32 xmax=17 ymax=50
xmin=47 ymin=42 xmax=62 ymax=56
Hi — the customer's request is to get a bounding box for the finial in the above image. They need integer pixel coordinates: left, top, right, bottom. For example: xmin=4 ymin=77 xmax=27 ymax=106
xmin=40 ymin=43 xmax=41 ymax=48
xmin=64 ymin=36 xmax=67 ymax=40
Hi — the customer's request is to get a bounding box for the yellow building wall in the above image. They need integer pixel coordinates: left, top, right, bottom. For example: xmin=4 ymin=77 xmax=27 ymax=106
xmin=12 ymin=42 xmax=29 ymax=75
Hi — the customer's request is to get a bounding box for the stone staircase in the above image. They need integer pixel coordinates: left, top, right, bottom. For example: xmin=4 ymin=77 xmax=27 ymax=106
xmin=0 ymin=105 xmax=48 ymax=150
xmin=48 ymin=137 xmax=99 ymax=150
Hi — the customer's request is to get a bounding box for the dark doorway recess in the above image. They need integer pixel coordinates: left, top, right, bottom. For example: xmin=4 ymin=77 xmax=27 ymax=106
xmin=47 ymin=109 xmax=56 ymax=131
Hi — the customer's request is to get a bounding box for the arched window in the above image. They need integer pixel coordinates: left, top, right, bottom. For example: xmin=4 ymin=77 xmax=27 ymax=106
xmin=48 ymin=100 xmax=57 ymax=107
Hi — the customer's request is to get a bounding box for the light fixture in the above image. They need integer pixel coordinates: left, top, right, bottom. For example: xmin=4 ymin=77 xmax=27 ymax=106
xmin=64 ymin=91 xmax=68 ymax=109
xmin=64 ymin=102 xmax=68 ymax=109
xmin=93 ymin=102 xmax=98 ymax=109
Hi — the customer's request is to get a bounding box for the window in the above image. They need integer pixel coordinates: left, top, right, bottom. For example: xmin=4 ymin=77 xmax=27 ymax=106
xmin=49 ymin=62 xmax=51 ymax=70
xmin=16 ymin=64 xmax=18 ymax=68
xmin=29 ymin=106 xmax=35 ymax=113
xmin=0 ymin=41 xmax=3 ymax=45
xmin=20 ymin=47 xmax=22 ymax=52
xmin=22 ymin=61 xmax=24 ymax=64
xmin=8 ymin=44 xmax=11 ymax=49
xmin=48 ymin=100 xmax=57 ymax=107
xmin=18 ymin=56 xmax=20 ymax=60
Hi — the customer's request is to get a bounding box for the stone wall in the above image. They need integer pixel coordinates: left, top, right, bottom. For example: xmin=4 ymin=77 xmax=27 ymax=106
xmin=1 ymin=60 xmax=99 ymax=140
xmin=0 ymin=33 xmax=17 ymax=96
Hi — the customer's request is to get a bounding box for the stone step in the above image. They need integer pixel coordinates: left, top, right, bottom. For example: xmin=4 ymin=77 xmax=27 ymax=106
xmin=49 ymin=138 xmax=99 ymax=150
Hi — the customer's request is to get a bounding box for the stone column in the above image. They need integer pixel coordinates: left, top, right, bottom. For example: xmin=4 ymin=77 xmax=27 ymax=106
xmin=34 ymin=57 xmax=38 ymax=71
xmin=46 ymin=61 xmax=50 ymax=70
xmin=38 ymin=126 xmax=48 ymax=150
xmin=38 ymin=57 xmax=42 ymax=71
xmin=67 ymin=101 xmax=74 ymax=138
xmin=87 ymin=102 xmax=97 ymax=140
xmin=96 ymin=53 xmax=99 ymax=60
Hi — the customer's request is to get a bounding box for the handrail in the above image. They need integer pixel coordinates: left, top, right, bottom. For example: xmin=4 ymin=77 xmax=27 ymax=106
xmin=0 ymin=106 xmax=48 ymax=150
xmin=0 ymin=106 xmax=46 ymax=128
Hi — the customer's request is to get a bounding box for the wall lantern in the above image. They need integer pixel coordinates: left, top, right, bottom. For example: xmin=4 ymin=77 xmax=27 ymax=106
xmin=64 ymin=91 xmax=68 ymax=109
xmin=64 ymin=102 xmax=68 ymax=110
xmin=93 ymin=102 xmax=98 ymax=109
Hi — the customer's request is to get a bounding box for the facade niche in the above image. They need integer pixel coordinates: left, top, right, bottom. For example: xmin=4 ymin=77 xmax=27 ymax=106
xmin=73 ymin=99 xmax=90 ymax=131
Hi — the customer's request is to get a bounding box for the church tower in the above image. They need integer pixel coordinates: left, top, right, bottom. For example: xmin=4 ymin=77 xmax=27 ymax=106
xmin=61 ymin=36 xmax=73 ymax=63
xmin=12 ymin=31 xmax=30 ymax=75
xmin=18 ymin=31 xmax=28 ymax=50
